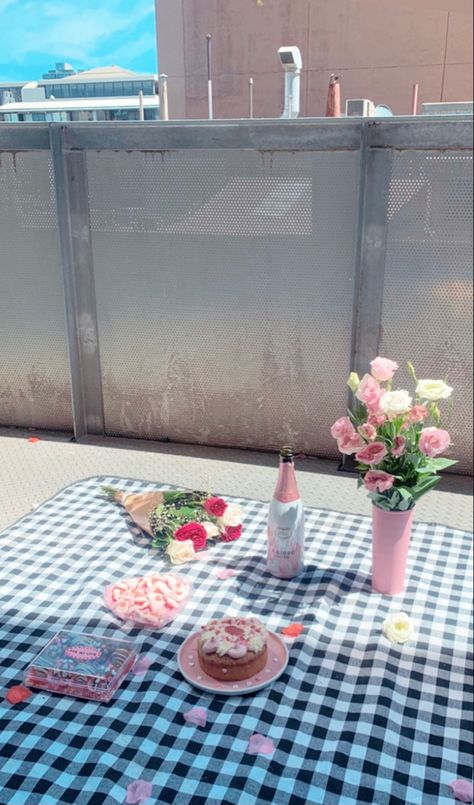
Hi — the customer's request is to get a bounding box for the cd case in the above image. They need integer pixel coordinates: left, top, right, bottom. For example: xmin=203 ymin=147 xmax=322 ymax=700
xmin=24 ymin=630 xmax=137 ymax=702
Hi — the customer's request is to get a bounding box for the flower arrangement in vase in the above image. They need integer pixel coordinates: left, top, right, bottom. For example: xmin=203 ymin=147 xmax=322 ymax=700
xmin=330 ymin=357 xmax=457 ymax=593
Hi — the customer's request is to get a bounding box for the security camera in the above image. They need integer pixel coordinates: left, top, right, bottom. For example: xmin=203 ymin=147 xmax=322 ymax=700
xmin=278 ymin=46 xmax=302 ymax=72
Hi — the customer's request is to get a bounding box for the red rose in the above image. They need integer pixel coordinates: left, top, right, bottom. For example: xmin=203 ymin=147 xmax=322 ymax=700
xmin=220 ymin=525 xmax=242 ymax=543
xmin=203 ymin=497 xmax=227 ymax=517
xmin=173 ymin=522 xmax=207 ymax=551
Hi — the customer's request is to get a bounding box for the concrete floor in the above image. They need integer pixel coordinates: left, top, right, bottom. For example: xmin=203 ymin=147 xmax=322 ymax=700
xmin=0 ymin=428 xmax=472 ymax=533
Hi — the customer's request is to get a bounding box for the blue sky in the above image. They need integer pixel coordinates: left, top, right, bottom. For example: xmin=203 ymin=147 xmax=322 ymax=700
xmin=0 ymin=0 xmax=157 ymax=82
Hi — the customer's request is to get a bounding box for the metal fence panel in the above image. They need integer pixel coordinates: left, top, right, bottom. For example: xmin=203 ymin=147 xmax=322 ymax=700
xmin=86 ymin=148 xmax=360 ymax=456
xmin=0 ymin=120 xmax=472 ymax=474
xmin=0 ymin=150 xmax=72 ymax=430
xmin=378 ymin=151 xmax=473 ymax=473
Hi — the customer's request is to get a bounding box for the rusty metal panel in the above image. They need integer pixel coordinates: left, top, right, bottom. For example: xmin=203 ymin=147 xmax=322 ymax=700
xmin=379 ymin=151 xmax=473 ymax=473
xmin=87 ymin=148 xmax=360 ymax=455
xmin=0 ymin=151 xmax=72 ymax=430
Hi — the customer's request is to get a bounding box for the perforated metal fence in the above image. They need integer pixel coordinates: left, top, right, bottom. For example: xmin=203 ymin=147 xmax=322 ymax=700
xmin=0 ymin=119 xmax=472 ymax=472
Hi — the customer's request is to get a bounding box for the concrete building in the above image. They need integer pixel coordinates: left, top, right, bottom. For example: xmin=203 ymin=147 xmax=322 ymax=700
xmin=0 ymin=82 xmax=24 ymax=104
xmin=155 ymin=0 xmax=473 ymax=119
xmin=0 ymin=96 xmax=160 ymax=122
xmin=0 ymin=66 xmax=159 ymax=122
xmin=42 ymin=62 xmax=77 ymax=80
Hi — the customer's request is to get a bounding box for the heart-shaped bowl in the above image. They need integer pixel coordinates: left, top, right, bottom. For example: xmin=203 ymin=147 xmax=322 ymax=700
xmin=104 ymin=572 xmax=193 ymax=629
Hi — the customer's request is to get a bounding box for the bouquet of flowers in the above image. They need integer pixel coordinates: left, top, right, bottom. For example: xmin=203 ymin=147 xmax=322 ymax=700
xmin=330 ymin=357 xmax=457 ymax=511
xmin=101 ymin=486 xmax=243 ymax=564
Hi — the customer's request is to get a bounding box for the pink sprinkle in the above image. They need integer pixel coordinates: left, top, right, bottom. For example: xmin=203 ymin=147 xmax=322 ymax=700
xmin=132 ymin=655 xmax=154 ymax=676
xmin=215 ymin=568 xmax=237 ymax=580
xmin=126 ymin=779 xmax=153 ymax=804
xmin=183 ymin=706 xmax=207 ymax=727
xmin=449 ymin=780 xmax=474 ymax=803
xmin=27 ymin=437 xmax=40 ymax=443
xmin=247 ymin=733 xmax=275 ymax=756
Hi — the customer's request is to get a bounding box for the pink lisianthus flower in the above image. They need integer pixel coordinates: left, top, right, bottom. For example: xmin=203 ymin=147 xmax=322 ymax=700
xmin=355 ymin=374 xmax=384 ymax=413
xmin=406 ymin=404 xmax=428 ymax=424
xmin=337 ymin=432 xmax=364 ymax=455
xmin=330 ymin=416 xmax=354 ymax=440
xmin=364 ymin=470 xmax=395 ymax=493
xmin=358 ymin=423 xmax=377 ymax=441
xmin=370 ymin=357 xmax=399 ymax=382
xmin=419 ymin=427 xmax=451 ymax=457
xmin=391 ymin=436 xmax=406 ymax=458
xmin=355 ymin=441 xmax=388 ymax=465
xmin=368 ymin=412 xmax=386 ymax=428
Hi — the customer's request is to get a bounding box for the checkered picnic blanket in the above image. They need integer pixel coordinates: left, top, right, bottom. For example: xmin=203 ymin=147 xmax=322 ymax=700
xmin=0 ymin=476 xmax=472 ymax=805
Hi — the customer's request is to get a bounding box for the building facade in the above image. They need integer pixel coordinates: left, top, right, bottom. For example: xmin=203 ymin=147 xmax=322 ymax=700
xmin=42 ymin=62 xmax=77 ymax=80
xmin=0 ymin=66 xmax=159 ymax=122
xmin=155 ymin=0 xmax=473 ymax=119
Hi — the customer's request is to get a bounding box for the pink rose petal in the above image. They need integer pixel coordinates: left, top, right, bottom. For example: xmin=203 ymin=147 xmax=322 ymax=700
xmin=126 ymin=779 xmax=153 ymax=804
xmin=449 ymin=780 xmax=474 ymax=803
xmin=247 ymin=733 xmax=275 ymax=756
xmin=132 ymin=655 xmax=155 ymax=676
xmin=183 ymin=706 xmax=207 ymax=727
xmin=215 ymin=568 xmax=237 ymax=580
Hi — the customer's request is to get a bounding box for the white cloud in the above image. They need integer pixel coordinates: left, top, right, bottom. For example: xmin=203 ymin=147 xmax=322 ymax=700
xmin=95 ymin=31 xmax=157 ymax=68
xmin=0 ymin=0 xmax=155 ymax=66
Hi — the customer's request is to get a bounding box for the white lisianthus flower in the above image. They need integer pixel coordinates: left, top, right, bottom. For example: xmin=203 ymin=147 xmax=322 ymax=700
xmin=416 ymin=379 xmax=453 ymax=401
xmin=202 ymin=521 xmax=220 ymax=539
xmin=379 ymin=389 xmax=412 ymax=417
xmin=383 ymin=612 xmax=415 ymax=644
xmin=217 ymin=503 xmax=243 ymax=528
xmin=166 ymin=539 xmax=195 ymax=565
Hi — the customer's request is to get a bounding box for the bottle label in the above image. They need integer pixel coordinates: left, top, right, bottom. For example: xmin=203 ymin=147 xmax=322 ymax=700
xmin=274 ymin=527 xmax=297 ymax=558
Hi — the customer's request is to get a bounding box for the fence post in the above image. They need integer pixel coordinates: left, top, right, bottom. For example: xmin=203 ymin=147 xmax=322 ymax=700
xmin=350 ymin=120 xmax=393 ymax=381
xmin=49 ymin=125 xmax=105 ymax=439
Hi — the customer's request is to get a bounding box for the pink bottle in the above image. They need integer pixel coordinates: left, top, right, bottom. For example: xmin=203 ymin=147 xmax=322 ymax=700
xmin=267 ymin=447 xmax=305 ymax=579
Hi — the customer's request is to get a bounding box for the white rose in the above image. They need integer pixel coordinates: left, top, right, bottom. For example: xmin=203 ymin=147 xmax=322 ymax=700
xmin=166 ymin=539 xmax=195 ymax=565
xmin=202 ymin=521 xmax=220 ymax=539
xmin=383 ymin=612 xmax=415 ymax=644
xmin=416 ymin=379 xmax=453 ymax=401
xmin=379 ymin=389 xmax=412 ymax=417
xmin=217 ymin=503 xmax=243 ymax=528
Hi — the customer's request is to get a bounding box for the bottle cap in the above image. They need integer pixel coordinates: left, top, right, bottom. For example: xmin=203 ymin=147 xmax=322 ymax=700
xmin=279 ymin=446 xmax=294 ymax=461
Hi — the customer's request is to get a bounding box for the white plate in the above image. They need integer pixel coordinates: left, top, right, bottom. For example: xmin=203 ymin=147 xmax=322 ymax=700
xmin=177 ymin=630 xmax=289 ymax=695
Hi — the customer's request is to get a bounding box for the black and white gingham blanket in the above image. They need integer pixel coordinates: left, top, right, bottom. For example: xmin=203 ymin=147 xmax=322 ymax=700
xmin=0 ymin=476 xmax=472 ymax=805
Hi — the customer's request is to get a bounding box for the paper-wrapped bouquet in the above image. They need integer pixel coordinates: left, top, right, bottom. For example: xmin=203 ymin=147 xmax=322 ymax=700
xmin=101 ymin=486 xmax=243 ymax=564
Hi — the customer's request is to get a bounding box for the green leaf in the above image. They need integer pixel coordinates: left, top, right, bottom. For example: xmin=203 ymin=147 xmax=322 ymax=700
xmin=100 ymin=484 xmax=120 ymax=501
xmin=411 ymin=475 xmax=441 ymax=501
xmin=397 ymin=487 xmax=413 ymax=500
xmin=388 ymin=489 xmax=401 ymax=506
xmin=176 ymin=506 xmax=202 ymax=519
xmin=417 ymin=457 xmax=458 ymax=475
xmin=426 ymin=457 xmax=458 ymax=471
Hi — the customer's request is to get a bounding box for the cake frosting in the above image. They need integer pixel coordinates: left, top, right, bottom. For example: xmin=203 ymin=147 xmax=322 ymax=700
xmin=199 ymin=617 xmax=266 ymax=656
xmin=197 ymin=617 xmax=268 ymax=681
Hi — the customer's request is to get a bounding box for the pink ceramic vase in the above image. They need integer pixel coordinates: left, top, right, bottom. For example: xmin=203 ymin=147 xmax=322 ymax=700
xmin=371 ymin=504 xmax=414 ymax=595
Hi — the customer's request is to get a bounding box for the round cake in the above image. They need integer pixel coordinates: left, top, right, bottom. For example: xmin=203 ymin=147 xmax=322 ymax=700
xmin=197 ymin=616 xmax=268 ymax=682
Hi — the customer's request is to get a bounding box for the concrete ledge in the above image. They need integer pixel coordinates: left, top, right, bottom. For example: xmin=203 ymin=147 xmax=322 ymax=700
xmin=1 ymin=429 xmax=472 ymax=533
